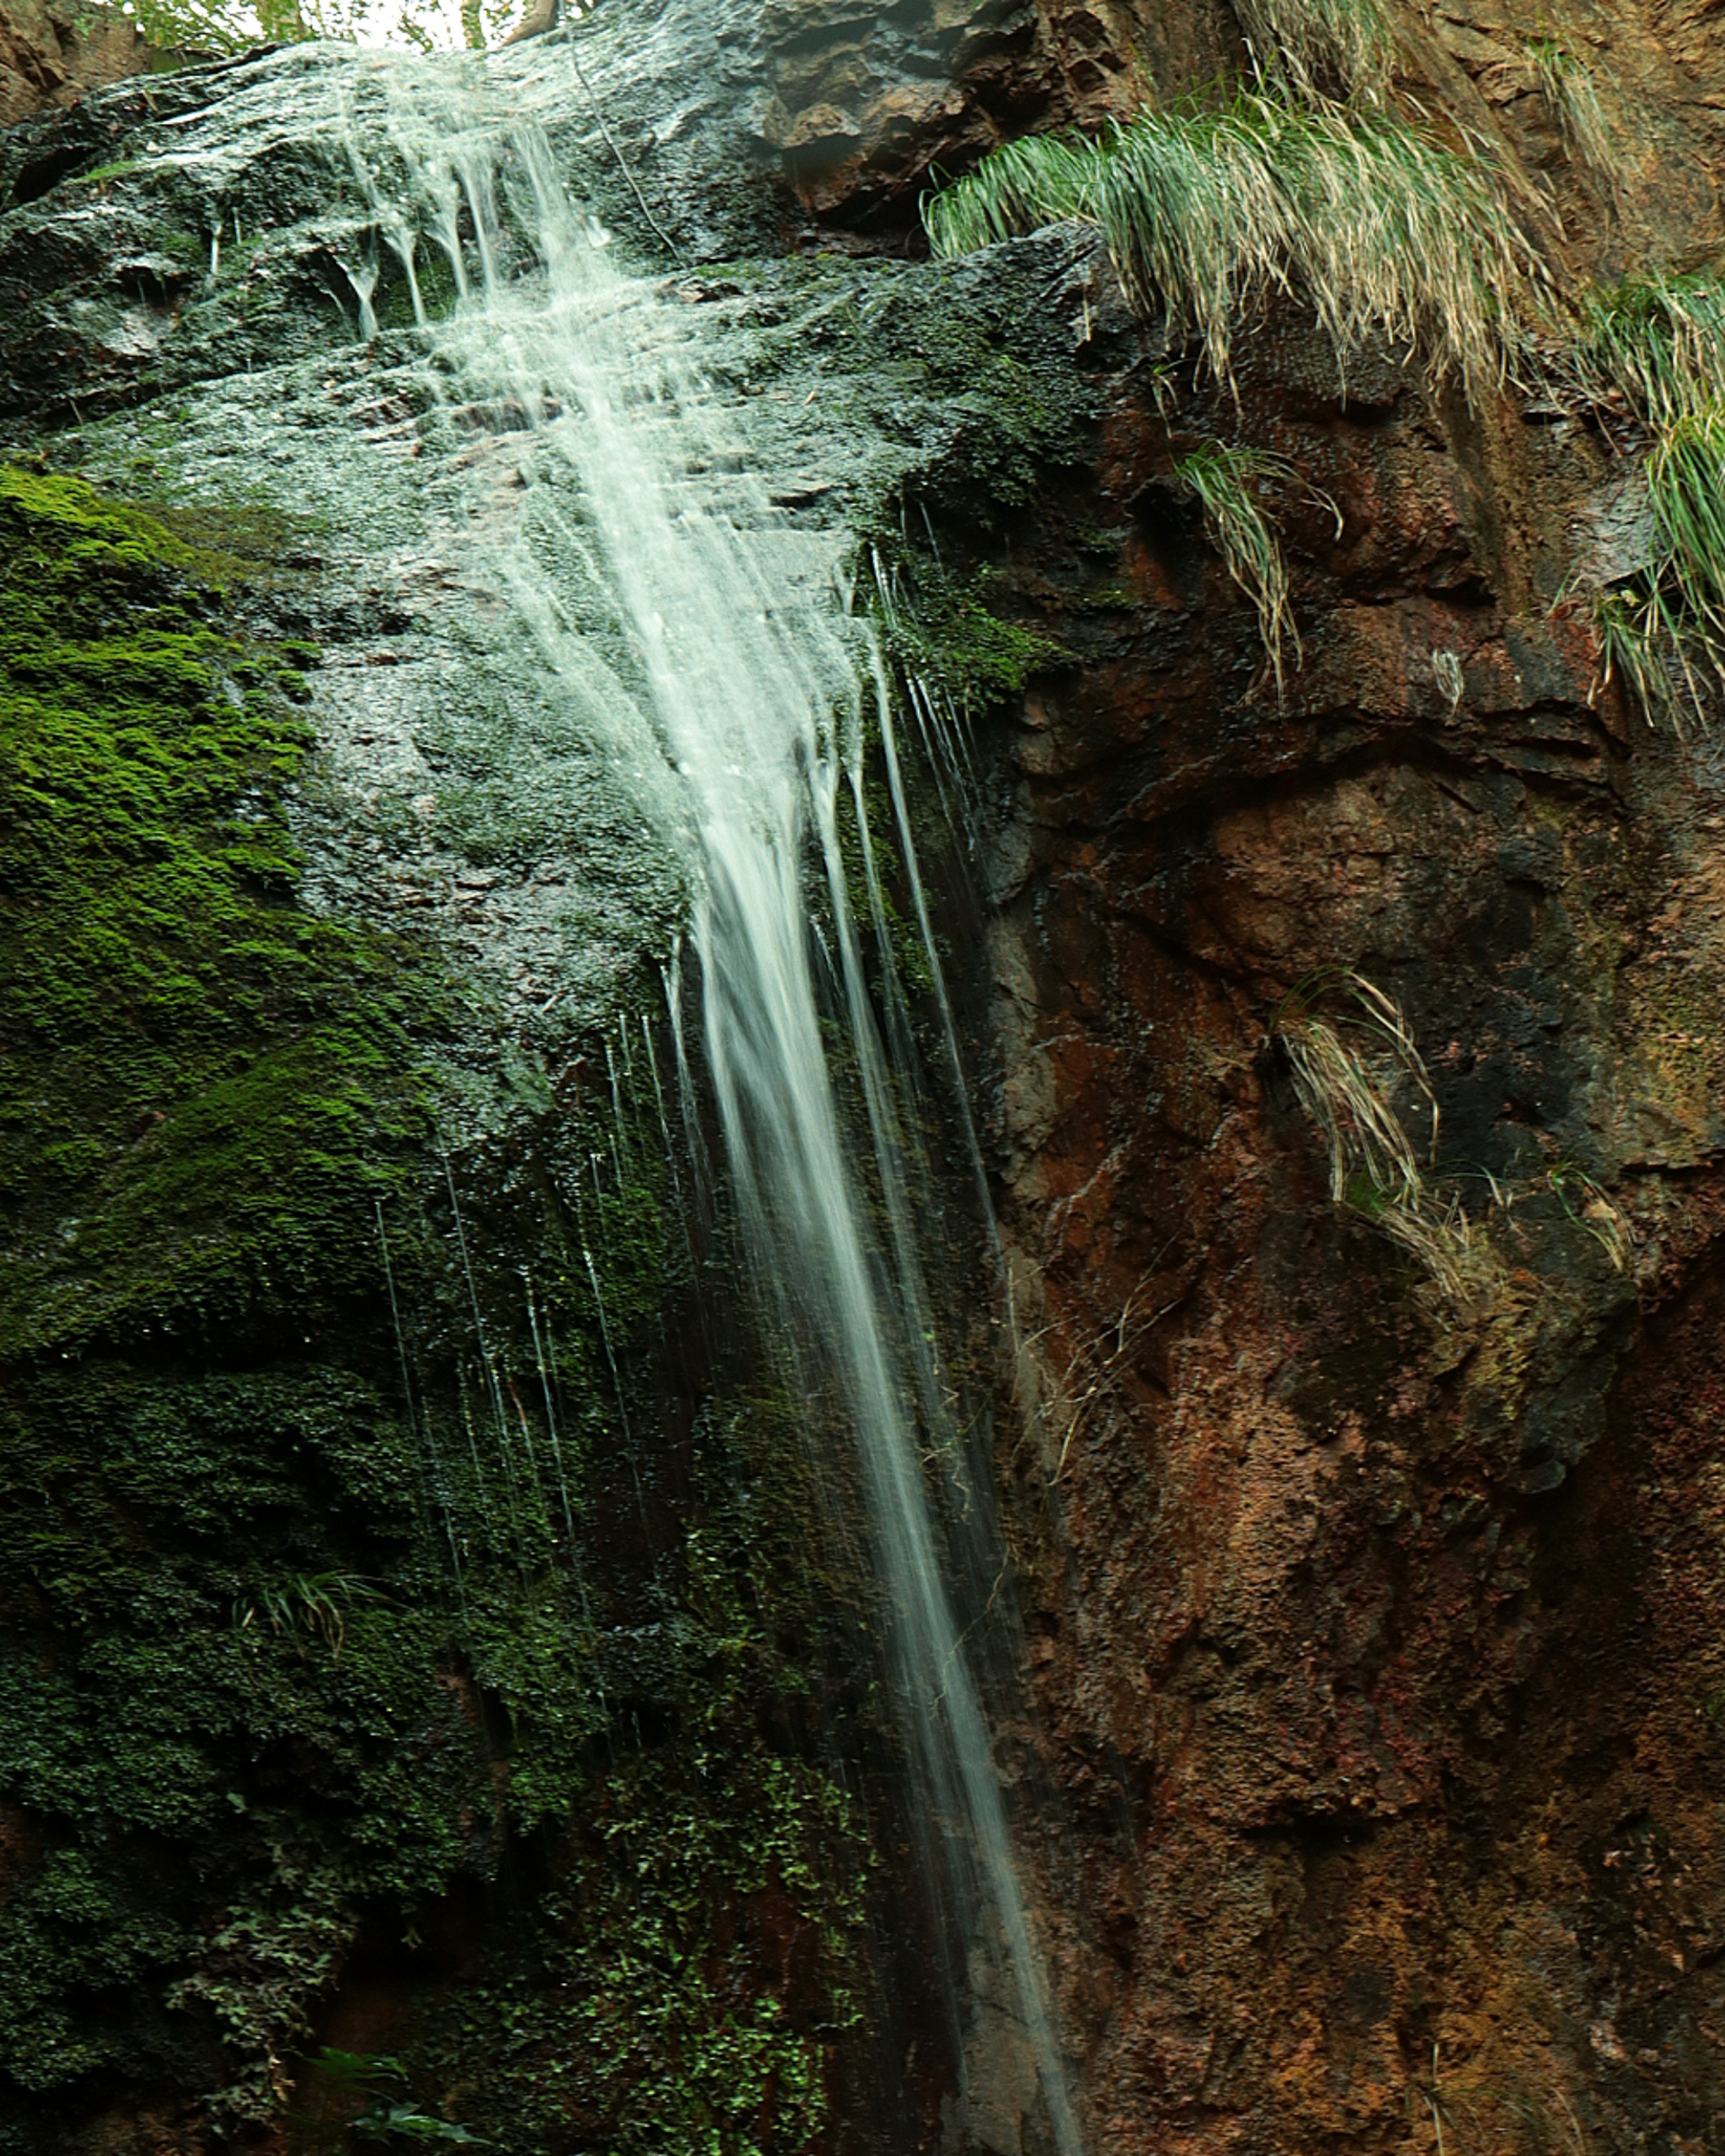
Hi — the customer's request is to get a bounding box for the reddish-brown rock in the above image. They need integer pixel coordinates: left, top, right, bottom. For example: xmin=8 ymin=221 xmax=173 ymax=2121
xmin=963 ymin=245 xmax=1725 ymax=2156
xmin=0 ymin=0 xmax=155 ymax=126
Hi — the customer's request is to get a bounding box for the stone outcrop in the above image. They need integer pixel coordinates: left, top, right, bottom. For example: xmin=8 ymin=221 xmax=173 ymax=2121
xmin=972 ymin=283 xmax=1725 ymax=2149
xmin=0 ymin=0 xmax=157 ymax=128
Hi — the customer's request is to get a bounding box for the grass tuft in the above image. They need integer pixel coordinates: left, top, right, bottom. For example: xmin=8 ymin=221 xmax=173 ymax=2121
xmin=924 ymin=93 xmax=1545 ymax=402
xmin=1568 ymin=271 xmax=1725 ymax=428
xmin=1271 ymin=970 xmax=1504 ymax=1315
xmin=1524 ymin=38 xmax=1624 ymax=198
xmin=1171 ymin=442 xmax=1338 ymax=695
xmin=1274 ymin=968 xmax=1435 ymax=1204
xmin=1234 ymin=0 xmax=1398 ymax=103
xmin=1564 ymin=275 xmax=1725 ymax=730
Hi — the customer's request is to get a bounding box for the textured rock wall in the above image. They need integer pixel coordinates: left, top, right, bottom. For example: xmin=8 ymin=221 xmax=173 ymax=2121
xmin=889 ymin=5 xmax=1725 ymax=2153
xmin=7 ymin=1 xmax=1725 ymax=2152
xmin=0 ymin=0 xmax=156 ymax=127
xmin=969 ymin=298 xmax=1725 ymax=2147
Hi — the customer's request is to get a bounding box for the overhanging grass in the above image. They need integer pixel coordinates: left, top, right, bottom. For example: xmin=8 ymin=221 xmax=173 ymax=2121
xmin=1568 ymin=271 xmax=1725 ymax=427
xmin=1271 ymin=971 xmax=1504 ymax=1316
xmin=1234 ymin=0 xmax=1398 ymax=103
xmin=1171 ymin=442 xmax=1333 ymax=696
xmin=1525 ymin=39 xmax=1623 ymax=197
xmin=924 ymin=93 xmax=1544 ymax=401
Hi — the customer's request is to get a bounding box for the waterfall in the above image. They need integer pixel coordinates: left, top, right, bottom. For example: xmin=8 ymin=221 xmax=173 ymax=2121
xmin=321 ymin=47 xmax=1081 ymax=2150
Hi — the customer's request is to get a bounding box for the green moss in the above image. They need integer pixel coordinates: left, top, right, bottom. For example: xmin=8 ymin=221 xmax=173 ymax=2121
xmin=0 ymin=472 xmax=877 ymax=2152
xmin=376 ymin=1505 xmax=871 ymax=2156
xmin=66 ymin=161 xmax=142 ymax=189
xmin=0 ymin=469 xmax=474 ymax=2126
xmin=875 ymin=560 xmax=1067 ymax=709
xmin=0 ymin=468 xmax=425 ymax=1350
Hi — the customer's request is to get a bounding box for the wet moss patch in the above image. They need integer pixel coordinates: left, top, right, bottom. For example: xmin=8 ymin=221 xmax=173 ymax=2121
xmin=0 ymin=466 xmax=430 ymax=1351
xmin=0 ymin=469 xmax=879 ymax=2153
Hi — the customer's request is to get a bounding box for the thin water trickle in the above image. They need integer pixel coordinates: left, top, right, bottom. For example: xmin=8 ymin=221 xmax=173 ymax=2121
xmin=334 ymin=49 xmax=1079 ymax=2148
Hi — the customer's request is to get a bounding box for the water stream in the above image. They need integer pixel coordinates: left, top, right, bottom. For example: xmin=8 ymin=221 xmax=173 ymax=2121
xmin=246 ymin=43 xmax=1082 ymax=2147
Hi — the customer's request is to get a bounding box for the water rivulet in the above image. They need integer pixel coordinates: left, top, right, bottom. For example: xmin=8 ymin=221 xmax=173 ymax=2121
xmin=170 ymin=41 xmax=1080 ymax=2151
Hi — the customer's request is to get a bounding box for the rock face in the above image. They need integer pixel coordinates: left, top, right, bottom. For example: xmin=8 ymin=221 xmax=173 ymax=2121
xmin=923 ymin=13 xmax=1725 ymax=2156
xmin=975 ymin=297 xmax=1725 ymax=2149
xmin=4 ymin=3 xmax=1725 ymax=2155
xmin=0 ymin=0 xmax=157 ymax=128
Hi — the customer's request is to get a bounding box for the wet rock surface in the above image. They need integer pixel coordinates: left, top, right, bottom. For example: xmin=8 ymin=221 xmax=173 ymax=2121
xmin=6 ymin=2 xmax=1725 ymax=2153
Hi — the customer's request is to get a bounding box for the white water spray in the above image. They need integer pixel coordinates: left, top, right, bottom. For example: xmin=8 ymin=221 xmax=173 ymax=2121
xmin=328 ymin=50 xmax=1081 ymax=2149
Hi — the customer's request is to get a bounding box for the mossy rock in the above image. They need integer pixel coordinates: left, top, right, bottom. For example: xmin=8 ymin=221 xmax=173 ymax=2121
xmin=0 ymin=468 xmax=876 ymax=2153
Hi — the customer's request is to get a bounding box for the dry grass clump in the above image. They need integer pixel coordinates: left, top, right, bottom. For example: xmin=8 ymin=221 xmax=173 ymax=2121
xmin=1547 ymin=1160 xmax=1633 ymax=1273
xmin=1233 ymin=0 xmax=1398 ymax=103
xmin=924 ymin=94 xmax=1545 ymax=403
xmin=1274 ymin=968 xmax=1435 ymax=1202
xmin=1172 ymin=443 xmax=1297 ymax=692
xmin=1272 ymin=972 xmax=1635 ymax=1310
xmin=1524 ymin=38 xmax=1623 ymax=194
xmin=1272 ymin=970 xmax=1502 ymax=1315
xmin=1170 ymin=442 xmax=1342 ymax=695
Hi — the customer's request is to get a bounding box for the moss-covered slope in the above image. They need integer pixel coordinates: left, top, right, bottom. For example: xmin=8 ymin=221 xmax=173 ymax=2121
xmin=0 ymin=473 xmax=879 ymax=2155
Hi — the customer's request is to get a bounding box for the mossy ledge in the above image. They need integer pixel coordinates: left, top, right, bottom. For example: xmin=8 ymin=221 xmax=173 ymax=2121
xmin=0 ymin=472 xmax=876 ymax=2155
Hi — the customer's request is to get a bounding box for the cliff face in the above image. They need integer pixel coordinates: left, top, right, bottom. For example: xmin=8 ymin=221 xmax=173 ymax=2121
xmin=978 ymin=314 xmax=1725 ymax=2149
xmin=761 ymin=2 xmax=1725 ymax=2149
xmin=4 ymin=3 xmax=1725 ymax=2153
xmin=911 ymin=10 xmax=1725 ymax=2156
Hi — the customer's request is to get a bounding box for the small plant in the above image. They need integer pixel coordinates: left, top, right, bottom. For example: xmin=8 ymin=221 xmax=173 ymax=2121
xmin=1431 ymin=646 xmax=1465 ymax=711
xmin=924 ymin=93 xmax=1546 ymax=403
xmin=1568 ymin=271 xmax=1725 ymax=428
xmin=1274 ymin=968 xmax=1436 ymax=1205
xmin=1564 ymin=275 xmax=1725 ymax=730
xmin=1524 ymin=38 xmax=1624 ymax=198
xmin=305 ymin=2050 xmax=487 ymax=2146
xmin=1233 ymin=0 xmax=1398 ymax=103
xmin=1271 ymin=970 xmax=1503 ymax=1314
xmin=233 ymin=1573 xmax=381 ymax=1659
xmin=1645 ymin=404 xmax=1725 ymax=639
xmin=1170 ymin=442 xmax=1337 ymax=695
xmin=1547 ymin=1160 xmax=1633 ymax=1272
xmin=1588 ymin=580 xmax=1714 ymax=733
xmin=1272 ymin=976 xmax=1633 ymax=1312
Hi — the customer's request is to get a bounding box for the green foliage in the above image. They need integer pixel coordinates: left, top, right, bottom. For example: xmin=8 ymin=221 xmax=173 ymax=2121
xmin=100 ymin=0 xmax=528 ymax=61
xmin=924 ymin=92 xmax=1544 ymax=402
xmin=1566 ymin=275 xmax=1725 ymax=729
xmin=306 ymin=2049 xmax=487 ymax=2144
xmin=234 ymin=1571 xmax=384 ymax=1656
xmin=0 ymin=469 xmax=871 ymax=2144
xmin=1568 ymin=271 xmax=1725 ymax=428
xmin=0 ymin=468 xmax=429 ymax=1350
xmin=871 ymin=563 xmax=1064 ymax=709
xmin=391 ymin=1525 xmax=870 ymax=2156
xmin=1523 ymin=37 xmax=1622 ymax=191
xmin=0 ymin=470 xmax=545 ymax=2127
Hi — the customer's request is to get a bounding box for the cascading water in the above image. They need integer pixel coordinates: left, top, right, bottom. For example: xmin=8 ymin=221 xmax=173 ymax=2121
xmin=214 ymin=40 xmax=1082 ymax=2147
